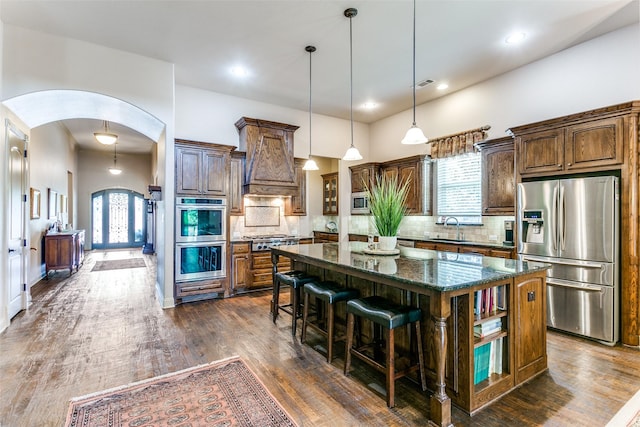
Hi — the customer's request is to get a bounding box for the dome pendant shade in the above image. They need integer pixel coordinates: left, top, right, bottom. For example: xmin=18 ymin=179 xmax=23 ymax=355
xmin=402 ymin=124 xmax=429 ymax=145
xmin=95 ymin=120 xmax=118 ymax=145
xmin=343 ymin=146 xmax=363 ymax=161
xmin=302 ymin=158 xmax=319 ymax=171
xmin=108 ymin=166 xmax=122 ymax=175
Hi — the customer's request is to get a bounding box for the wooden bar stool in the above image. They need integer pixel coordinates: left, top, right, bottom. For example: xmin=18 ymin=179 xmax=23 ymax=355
xmin=272 ymin=270 xmax=318 ymax=336
xmin=301 ymin=281 xmax=359 ymax=363
xmin=344 ymin=295 xmax=427 ymax=408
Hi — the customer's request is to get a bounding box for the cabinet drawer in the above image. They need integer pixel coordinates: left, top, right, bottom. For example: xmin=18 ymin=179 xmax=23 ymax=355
xmin=176 ymin=280 xmax=225 ymax=296
xmin=232 ymin=242 xmax=250 ymax=254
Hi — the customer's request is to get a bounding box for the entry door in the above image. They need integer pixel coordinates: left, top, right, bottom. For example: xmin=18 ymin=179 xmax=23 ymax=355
xmin=7 ymin=121 xmax=28 ymax=319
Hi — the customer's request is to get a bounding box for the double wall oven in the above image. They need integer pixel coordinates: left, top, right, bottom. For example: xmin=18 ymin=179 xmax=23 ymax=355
xmin=175 ymin=196 xmax=227 ymax=282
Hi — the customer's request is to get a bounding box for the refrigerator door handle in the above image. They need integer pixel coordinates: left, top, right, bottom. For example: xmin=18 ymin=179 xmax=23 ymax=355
xmin=547 ymin=278 xmax=606 ymax=292
xmin=559 ymin=184 xmax=566 ymax=251
xmin=521 ymin=254 xmax=606 ymax=270
xmin=552 ymin=185 xmax=558 ymax=252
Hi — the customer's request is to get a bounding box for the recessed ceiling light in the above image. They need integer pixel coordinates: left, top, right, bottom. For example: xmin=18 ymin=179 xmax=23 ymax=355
xmin=230 ymin=66 xmax=249 ymax=77
xmin=505 ymin=32 xmax=526 ymax=45
xmin=362 ymin=102 xmax=377 ymax=109
xmin=437 ymin=83 xmax=449 ymax=90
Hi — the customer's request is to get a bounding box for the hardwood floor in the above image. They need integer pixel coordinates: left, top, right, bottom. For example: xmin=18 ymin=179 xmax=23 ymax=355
xmin=1 ymin=249 xmax=639 ymax=426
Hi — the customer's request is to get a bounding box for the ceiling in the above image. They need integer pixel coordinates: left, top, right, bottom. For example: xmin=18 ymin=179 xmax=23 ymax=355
xmin=1 ymin=0 xmax=638 ymax=154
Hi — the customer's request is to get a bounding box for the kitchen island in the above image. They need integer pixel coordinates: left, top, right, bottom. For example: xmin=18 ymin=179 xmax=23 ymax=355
xmin=271 ymin=242 xmax=550 ymax=427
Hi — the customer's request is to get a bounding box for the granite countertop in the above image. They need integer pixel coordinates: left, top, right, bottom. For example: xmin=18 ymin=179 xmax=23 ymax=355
xmin=349 ymin=232 xmax=514 ymax=250
xmin=271 ymin=242 xmax=548 ymax=292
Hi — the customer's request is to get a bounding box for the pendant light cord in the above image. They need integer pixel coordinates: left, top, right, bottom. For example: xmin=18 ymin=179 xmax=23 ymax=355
xmin=349 ymin=12 xmax=354 ymax=149
xmin=308 ymin=47 xmax=313 ymax=157
xmin=411 ymin=0 xmax=417 ymax=126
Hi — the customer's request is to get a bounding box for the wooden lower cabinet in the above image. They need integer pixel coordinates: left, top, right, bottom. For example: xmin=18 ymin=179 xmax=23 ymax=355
xmin=250 ymin=251 xmax=291 ymax=290
xmin=414 ymin=240 xmax=515 ymax=259
xmin=313 ymin=231 xmax=338 ymax=243
xmin=45 ymin=230 xmax=85 ymax=276
xmin=175 ymin=278 xmax=226 ymax=299
xmin=231 ymin=242 xmax=250 ymax=293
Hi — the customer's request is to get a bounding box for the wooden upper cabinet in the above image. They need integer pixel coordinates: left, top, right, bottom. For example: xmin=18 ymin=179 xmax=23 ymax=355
xmin=565 ymin=116 xmax=624 ymax=170
xmin=513 ymin=112 xmax=625 ymax=178
xmin=379 ymin=155 xmax=430 ymax=215
xmin=349 ymin=163 xmax=379 ymax=193
xmin=175 ymin=140 xmax=232 ymax=196
xmin=516 ymin=129 xmax=564 ymax=176
xmin=476 ymin=136 xmax=515 ymax=215
xmin=321 ymin=172 xmax=339 ymax=215
xmin=285 ymin=158 xmax=307 ymax=216
xmin=229 ymin=151 xmax=245 ymax=215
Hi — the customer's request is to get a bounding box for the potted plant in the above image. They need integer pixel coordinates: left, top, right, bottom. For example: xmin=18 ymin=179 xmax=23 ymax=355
xmin=364 ymin=173 xmax=411 ymax=251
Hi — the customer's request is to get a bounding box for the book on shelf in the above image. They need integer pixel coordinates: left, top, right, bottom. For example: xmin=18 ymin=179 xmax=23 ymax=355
xmin=474 ymin=285 xmax=507 ymax=316
xmin=474 ymin=318 xmax=502 ymax=338
xmin=473 ymin=342 xmax=491 ymax=384
xmin=474 ymin=337 xmax=506 ymax=385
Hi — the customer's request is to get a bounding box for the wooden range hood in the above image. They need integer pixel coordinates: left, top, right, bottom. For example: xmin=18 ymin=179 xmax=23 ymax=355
xmin=235 ymin=117 xmax=300 ymax=197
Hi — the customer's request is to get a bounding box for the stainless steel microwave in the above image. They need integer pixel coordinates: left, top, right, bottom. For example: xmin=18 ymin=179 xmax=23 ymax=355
xmin=351 ymin=192 xmax=370 ymax=215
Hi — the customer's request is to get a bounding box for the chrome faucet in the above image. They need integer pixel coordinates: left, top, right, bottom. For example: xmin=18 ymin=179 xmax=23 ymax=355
xmin=444 ymin=216 xmax=461 ymax=240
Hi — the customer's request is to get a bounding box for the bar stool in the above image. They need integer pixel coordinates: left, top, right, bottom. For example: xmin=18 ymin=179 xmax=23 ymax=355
xmin=301 ymin=281 xmax=359 ymax=363
xmin=344 ymin=295 xmax=427 ymax=408
xmin=272 ymin=270 xmax=319 ymax=336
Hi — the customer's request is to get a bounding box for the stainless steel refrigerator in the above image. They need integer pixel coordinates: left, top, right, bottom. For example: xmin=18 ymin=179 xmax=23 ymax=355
xmin=517 ymin=176 xmax=619 ymax=345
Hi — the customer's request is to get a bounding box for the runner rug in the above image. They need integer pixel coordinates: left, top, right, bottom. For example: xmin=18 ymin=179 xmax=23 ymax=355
xmin=91 ymin=258 xmax=146 ymax=272
xmin=64 ymin=356 xmax=298 ymax=427
xmin=607 ymin=388 xmax=640 ymax=427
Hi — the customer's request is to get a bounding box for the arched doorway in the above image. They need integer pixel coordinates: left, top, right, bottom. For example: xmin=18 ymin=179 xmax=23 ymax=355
xmin=91 ymin=189 xmax=146 ymax=250
xmin=1 ymin=90 xmax=171 ymax=328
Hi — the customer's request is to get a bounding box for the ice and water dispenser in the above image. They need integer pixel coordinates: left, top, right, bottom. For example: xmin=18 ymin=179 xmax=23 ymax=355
xmin=521 ymin=210 xmax=544 ymax=244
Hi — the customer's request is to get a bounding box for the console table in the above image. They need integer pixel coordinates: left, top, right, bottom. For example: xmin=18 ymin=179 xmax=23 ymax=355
xmin=45 ymin=230 xmax=85 ymax=277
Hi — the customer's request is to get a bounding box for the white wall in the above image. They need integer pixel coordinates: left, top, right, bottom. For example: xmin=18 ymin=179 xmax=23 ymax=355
xmin=370 ymin=23 xmax=640 ymax=161
xmin=76 ymin=149 xmax=153 ymax=250
xmin=1 ymin=25 xmax=176 ymax=307
xmin=27 ymin=122 xmax=78 ymax=284
xmin=175 ymin=85 xmax=370 ymax=160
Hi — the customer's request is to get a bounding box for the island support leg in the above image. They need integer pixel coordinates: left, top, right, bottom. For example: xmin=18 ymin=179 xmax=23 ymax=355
xmin=429 ymin=294 xmax=452 ymax=427
xmin=270 ymin=252 xmax=280 ymax=322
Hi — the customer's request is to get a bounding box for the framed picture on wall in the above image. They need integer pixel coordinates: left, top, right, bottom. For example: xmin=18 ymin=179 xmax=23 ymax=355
xmin=48 ymin=188 xmax=58 ymax=219
xmin=30 ymin=188 xmax=40 ymax=219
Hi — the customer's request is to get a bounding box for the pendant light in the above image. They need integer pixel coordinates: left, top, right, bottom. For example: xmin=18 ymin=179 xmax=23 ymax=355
xmin=94 ymin=120 xmax=118 ymax=145
xmin=108 ymin=142 xmax=122 ymax=175
xmin=342 ymin=7 xmax=363 ymax=161
xmin=302 ymin=45 xmax=319 ymax=171
xmin=401 ymin=0 xmax=429 ymax=145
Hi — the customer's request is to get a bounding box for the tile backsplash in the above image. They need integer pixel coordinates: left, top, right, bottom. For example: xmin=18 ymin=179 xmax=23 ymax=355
xmin=349 ymin=215 xmax=515 ymax=244
xmin=229 ymin=197 xmax=301 ymax=238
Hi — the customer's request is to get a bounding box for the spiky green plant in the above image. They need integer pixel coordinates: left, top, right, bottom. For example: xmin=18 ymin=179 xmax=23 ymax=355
xmin=364 ymin=173 xmax=411 ymax=236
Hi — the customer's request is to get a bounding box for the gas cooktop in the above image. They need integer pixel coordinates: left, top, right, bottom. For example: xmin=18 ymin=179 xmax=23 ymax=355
xmin=243 ymin=234 xmax=300 ymax=251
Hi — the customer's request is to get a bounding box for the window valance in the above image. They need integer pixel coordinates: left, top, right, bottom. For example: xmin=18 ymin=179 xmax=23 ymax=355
xmin=430 ymin=125 xmax=491 ymax=159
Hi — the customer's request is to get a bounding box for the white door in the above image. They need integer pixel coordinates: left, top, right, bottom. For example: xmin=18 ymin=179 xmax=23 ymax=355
xmin=7 ymin=121 xmax=28 ymax=319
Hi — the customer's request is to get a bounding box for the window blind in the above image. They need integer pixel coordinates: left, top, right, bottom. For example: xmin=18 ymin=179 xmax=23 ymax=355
xmin=436 ymin=152 xmax=481 ymax=216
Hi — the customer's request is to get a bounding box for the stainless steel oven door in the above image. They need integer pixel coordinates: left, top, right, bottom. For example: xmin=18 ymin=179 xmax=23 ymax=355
xmin=175 ymin=242 xmax=226 ymax=282
xmin=175 ymin=205 xmax=226 ymax=242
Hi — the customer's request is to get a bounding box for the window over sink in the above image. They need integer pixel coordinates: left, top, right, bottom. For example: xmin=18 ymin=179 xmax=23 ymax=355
xmin=435 ymin=152 xmax=482 ymax=223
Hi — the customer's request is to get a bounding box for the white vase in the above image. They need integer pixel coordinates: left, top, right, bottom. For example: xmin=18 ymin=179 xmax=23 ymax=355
xmin=378 ymin=258 xmax=397 ymax=274
xmin=378 ymin=236 xmax=397 ymax=251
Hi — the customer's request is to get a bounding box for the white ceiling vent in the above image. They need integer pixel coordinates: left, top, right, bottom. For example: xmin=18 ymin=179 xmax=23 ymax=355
xmin=416 ymin=79 xmax=434 ymax=89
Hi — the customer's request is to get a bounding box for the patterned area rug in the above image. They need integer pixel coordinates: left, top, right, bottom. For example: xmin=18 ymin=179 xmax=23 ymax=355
xmin=91 ymin=258 xmax=146 ymax=272
xmin=64 ymin=356 xmax=298 ymax=427
xmin=607 ymin=388 xmax=640 ymax=427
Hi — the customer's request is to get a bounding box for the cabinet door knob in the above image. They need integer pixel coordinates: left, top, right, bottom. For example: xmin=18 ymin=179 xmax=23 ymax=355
xmin=557 ymin=164 xmax=562 ymax=168
xmin=567 ymin=162 xmax=572 ymax=167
